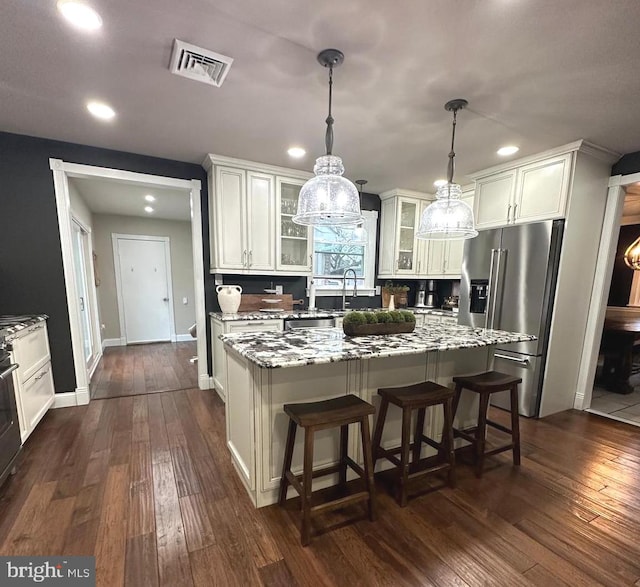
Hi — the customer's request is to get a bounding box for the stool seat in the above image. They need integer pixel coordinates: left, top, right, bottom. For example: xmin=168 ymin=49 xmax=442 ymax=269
xmin=453 ymin=371 xmax=522 ymax=393
xmin=284 ymin=395 xmax=375 ymax=429
xmin=379 ymin=381 xmax=455 ymax=407
xmin=372 ymin=381 xmax=456 ymax=507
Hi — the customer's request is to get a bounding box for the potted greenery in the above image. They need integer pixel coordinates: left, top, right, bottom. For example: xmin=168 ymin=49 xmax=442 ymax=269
xmin=343 ymin=310 xmax=416 ymax=336
xmin=382 ymin=281 xmax=410 ymax=308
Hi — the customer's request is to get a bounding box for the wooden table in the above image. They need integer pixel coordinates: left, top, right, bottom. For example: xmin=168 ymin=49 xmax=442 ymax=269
xmin=600 ymin=309 xmax=640 ymax=393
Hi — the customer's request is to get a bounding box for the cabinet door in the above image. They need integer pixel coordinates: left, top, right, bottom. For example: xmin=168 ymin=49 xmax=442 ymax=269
xmin=514 ymin=154 xmax=572 ymax=224
xmin=474 ymin=170 xmax=516 ymax=229
xmin=11 ymin=324 xmax=50 ymax=383
xmin=276 ymin=178 xmax=312 ymax=273
xmin=20 ymin=362 xmax=54 ymax=442
xmin=215 ymin=166 xmax=247 ymax=270
xmin=426 ymin=240 xmax=446 ymax=276
xmin=395 ymin=198 xmax=419 ymax=274
xmin=443 ymin=239 xmax=464 ymax=276
xmin=246 ymin=172 xmax=276 ymax=272
xmin=378 ymin=198 xmax=397 ymax=276
xmin=414 ymin=201 xmax=431 ymax=276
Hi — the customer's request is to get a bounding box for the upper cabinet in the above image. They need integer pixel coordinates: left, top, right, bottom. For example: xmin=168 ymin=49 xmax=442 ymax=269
xmin=379 ymin=187 xmax=473 ymax=279
xmin=204 ymin=155 xmax=312 ymax=275
xmin=472 ymin=152 xmax=572 ymax=230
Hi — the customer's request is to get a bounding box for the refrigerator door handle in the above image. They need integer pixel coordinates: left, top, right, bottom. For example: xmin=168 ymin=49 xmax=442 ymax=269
xmin=494 ymin=353 xmax=530 ymax=365
xmin=485 ymin=248 xmax=498 ymax=329
xmin=490 ymin=248 xmax=507 ymax=329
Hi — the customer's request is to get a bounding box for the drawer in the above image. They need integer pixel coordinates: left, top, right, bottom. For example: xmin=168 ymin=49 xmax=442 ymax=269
xmin=20 ymin=362 xmax=55 ymax=440
xmin=11 ymin=323 xmax=51 ymax=383
xmin=441 ymin=316 xmax=459 ymax=326
xmin=225 ymin=320 xmax=283 ymax=334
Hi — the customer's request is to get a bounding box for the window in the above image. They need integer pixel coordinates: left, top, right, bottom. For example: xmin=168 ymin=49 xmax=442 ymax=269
xmin=312 ymin=210 xmax=378 ymax=295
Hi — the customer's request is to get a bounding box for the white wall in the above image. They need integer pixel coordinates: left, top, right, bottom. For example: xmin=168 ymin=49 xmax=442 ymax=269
xmin=92 ymin=213 xmax=195 ymax=341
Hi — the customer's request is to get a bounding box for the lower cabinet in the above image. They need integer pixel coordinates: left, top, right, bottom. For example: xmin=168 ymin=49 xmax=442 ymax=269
xmin=8 ymin=321 xmax=55 ymax=443
xmin=211 ymin=317 xmax=284 ymax=401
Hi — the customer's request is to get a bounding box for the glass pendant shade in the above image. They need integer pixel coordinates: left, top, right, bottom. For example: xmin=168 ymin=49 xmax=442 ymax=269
xmin=416 ymin=183 xmax=478 ymax=240
xmin=624 ymin=236 xmax=640 ymax=270
xmin=293 ymin=155 xmax=363 ymax=226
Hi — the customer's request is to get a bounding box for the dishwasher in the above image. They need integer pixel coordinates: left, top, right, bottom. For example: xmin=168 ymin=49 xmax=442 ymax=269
xmin=284 ymin=317 xmax=336 ymax=330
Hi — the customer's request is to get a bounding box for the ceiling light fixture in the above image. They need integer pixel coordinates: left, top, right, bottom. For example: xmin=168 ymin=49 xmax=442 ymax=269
xmin=57 ymin=0 xmax=103 ymax=31
xmin=293 ymin=49 xmax=362 ymax=227
xmin=144 ymin=194 xmax=156 ymax=202
xmin=624 ymin=237 xmax=640 ymax=270
xmin=144 ymin=206 xmax=154 ymax=213
xmin=497 ymin=145 xmax=519 ymax=156
xmin=287 ymin=147 xmax=306 ymax=159
xmin=416 ymin=99 xmax=478 ymax=240
xmin=86 ymin=101 xmax=115 ymax=120
xmin=433 ymin=179 xmax=448 ymax=187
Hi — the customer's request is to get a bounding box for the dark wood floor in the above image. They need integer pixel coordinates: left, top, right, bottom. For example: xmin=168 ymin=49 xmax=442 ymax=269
xmin=2 ymin=390 xmax=640 ymax=586
xmin=91 ymin=342 xmax=198 ymax=399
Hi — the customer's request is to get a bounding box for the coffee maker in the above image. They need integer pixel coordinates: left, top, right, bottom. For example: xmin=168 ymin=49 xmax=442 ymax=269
xmin=416 ymin=281 xmax=427 ymax=307
xmin=416 ymin=280 xmax=438 ymax=308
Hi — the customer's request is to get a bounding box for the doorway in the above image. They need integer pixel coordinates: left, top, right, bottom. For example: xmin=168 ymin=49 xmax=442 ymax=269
xmin=113 ymin=234 xmax=174 ymax=344
xmin=50 ymin=159 xmax=208 ymax=407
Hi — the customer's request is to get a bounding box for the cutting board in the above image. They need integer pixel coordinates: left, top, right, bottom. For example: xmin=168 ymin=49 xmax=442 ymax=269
xmin=238 ymin=294 xmax=294 ymax=312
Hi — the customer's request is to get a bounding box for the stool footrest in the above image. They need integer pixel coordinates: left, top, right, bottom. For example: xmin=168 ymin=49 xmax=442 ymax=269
xmin=484 ymin=444 xmax=514 ymax=457
xmin=344 ymin=456 xmax=364 ymax=478
xmin=453 ymin=428 xmax=477 ymax=444
xmin=486 ymin=419 xmax=513 ymax=435
xmin=420 ymin=434 xmax=443 ymax=452
xmin=407 ymin=461 xmax=451 ymax=480
xmin=310 ymin=490 xmax=370 ymax=515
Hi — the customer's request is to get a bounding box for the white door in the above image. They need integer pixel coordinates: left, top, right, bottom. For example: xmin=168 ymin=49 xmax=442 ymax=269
xmin=71 ymin=221 xmax=96 ymax=366
xmin=115 ymin=236 xmax=173 ymax=344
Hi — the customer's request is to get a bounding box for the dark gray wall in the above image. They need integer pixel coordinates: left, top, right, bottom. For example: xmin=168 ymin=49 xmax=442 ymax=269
xmin=0 ymin=131 xmax=211 ymax=393
xmin=612 ymin=152 xmax=640 ymax=176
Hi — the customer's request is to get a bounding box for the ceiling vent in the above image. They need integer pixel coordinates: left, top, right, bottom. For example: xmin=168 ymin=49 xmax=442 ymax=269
xmin=169 ymin=39 xmax=233 ymax=88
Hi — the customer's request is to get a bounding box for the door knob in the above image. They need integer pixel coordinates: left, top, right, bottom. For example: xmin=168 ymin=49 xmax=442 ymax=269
xmin=163 ymin=297 xmax=169 ymax=302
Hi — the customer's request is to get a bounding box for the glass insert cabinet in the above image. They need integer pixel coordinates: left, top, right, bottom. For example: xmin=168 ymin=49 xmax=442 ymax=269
xmin=396 ymin=199 xmax=419 ymax=273
xmin=276 ymin=177 xmax=313 ymax=272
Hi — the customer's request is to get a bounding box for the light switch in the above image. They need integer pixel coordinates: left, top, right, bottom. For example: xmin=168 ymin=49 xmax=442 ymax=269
xmin=182 ymin=297 xmax=188 ymax=305
xmin=275 ymin=285 xmax=283 ymax=295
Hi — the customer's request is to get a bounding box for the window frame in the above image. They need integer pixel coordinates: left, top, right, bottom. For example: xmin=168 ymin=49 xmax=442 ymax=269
xmin=312 ymin=210 xmax=378 ymax=297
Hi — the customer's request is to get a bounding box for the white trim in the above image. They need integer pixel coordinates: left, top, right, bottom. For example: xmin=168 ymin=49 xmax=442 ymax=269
xmin=200 ymin=374 xmax=213 ymax=391
xmin=176 ymin=333 xmax=195 ymax=342
xmin=53 ymin=386 xmax=90 ymax=408
xmin=586 ymin=408 xmax=640 ymax=428
xmin=102 ymin=337 xmax=125 ymax=349
xmin=203 ymin=153 xmax=313 ymax=182
xmin=574 ymin=180 xmax=628 ymax=410
xmin=112 ymin=233 xmax=177 ymax=344
xmin=50 ymin=159 xmax=209 ymax=406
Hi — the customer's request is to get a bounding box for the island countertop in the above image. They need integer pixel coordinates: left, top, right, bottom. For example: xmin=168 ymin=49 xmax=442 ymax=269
xmin=221 ymin=323 xmax=536 ymax=369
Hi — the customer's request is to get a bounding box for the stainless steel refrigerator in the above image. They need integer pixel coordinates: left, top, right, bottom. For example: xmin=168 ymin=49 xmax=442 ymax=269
xmin=458 ymin=220 xmax=564 ymax=417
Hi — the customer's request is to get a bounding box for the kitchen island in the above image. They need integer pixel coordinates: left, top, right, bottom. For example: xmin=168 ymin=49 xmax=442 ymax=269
xmin=221 ymin=323 xmax=535 ymax=507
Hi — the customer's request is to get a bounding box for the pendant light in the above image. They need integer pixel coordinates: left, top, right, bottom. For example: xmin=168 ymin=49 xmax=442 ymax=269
xmin=416 ymin=99 xmax=478 ymax=240
xmin=353 ymin=179 xmax=368 ymax=239
xmin=624 ymin=236 xmax=640 ymax=270
xmin=293 ymin=49 xmax=363 ymax=227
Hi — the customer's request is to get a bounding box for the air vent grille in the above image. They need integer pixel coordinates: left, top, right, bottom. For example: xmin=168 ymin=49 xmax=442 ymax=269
xmin=169 ymin=39 xmax=233 ymax=87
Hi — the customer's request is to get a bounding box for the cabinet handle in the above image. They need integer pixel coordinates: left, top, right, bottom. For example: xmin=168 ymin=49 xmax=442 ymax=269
xmin=513 ymin=203 xmax=518 ymax=222
xmin=507 ymin=204 xmax=512 ymax=224
xmin=248 ymin=250 xmax=253 ymax=267
xmin=34 ymin=369 xmax=47 ymax=381
xmin=396 ymin=258 xmax=399 ymax=271
xmin=234 ymin=321 xmax=266 ymax=327
xmin=242 ymin=250 xmax=247 ymax=267
xmin=309 ymin=254 xmax=312 ymax=267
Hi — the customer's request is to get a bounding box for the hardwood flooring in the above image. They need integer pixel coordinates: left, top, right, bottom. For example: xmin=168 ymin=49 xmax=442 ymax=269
xmin=2 ymin=391 xmax=640 ymax=586
xmin=91 ymin=342 xmax=198 ymax=399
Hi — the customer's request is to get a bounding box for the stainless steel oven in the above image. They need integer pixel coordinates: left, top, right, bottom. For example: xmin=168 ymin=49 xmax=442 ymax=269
xmin=0 ymin=341 xmax=21 ymax=487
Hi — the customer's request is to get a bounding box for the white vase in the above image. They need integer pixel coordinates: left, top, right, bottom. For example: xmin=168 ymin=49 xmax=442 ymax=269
xmin=217 ymin=285 xmax=242 ymax=314
xmin=388 ymin=294 xmax=395 ymax=310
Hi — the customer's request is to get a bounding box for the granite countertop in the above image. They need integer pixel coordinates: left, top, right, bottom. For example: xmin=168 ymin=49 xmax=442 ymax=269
xmin=0 ymin=314 xmax=48 ymax=338
xmin=209 ymin=308 xmax=456 ymax=321
xmin=221 ymin=322 xmax=536 ymax=369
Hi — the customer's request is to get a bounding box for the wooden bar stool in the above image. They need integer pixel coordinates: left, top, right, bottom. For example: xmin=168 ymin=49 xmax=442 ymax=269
xmin=371 ymin=381 xmax=456 ymax=507
xmin=278 ymin=394 xmax=376 ymax=546
xmin=452 ymin=371 xmax=522 ymax=477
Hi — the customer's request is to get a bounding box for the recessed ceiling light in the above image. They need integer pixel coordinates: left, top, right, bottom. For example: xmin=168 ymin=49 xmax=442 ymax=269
xmin=57 ymin=0 xmax=103 ymax=31
xmin=144 ymin=206 xmax=154 ymax=213
xmin=87 ymin=101 xmax=115 ymax=120
xmin=433 ymin=179 xmax=448 ymax=187
xmin=144 ymin=194 xmax=156 ymax=202
xmin=287 ymin=147 xmax=306 ymax=158
xmin=497 ymin=145 xmax=519 ymax=157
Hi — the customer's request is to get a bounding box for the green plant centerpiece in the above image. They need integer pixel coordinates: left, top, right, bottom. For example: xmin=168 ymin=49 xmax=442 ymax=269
xmin=382 ymin=281 xmax=410 ymax=308
xmin=342 ymin=310 xmax=416 ymax=336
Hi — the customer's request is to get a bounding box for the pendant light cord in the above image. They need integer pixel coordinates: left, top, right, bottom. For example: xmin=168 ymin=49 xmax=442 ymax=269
xmin=325 ymin=64 xmax=334 ymax=155
xmin=447 ymin=107 xmax=458 ymax=185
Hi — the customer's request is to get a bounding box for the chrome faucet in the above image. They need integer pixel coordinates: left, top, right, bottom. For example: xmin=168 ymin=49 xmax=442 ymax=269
xmin=342 ymin=268 xmax=358 ymax=310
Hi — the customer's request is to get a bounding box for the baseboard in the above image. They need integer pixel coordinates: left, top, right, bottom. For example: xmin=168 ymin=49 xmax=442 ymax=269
xmin=573 ymin=391 xmax=586 ymax=410
xmin=53 ymin=386 xmax=90 ymax=408
xmin=102 ymin=337 xmax=124 ymax=349
xmin=176 ymin=333 xmax=195 ymax=342
xmin=199 ymin=374 xmax=213 ymax=390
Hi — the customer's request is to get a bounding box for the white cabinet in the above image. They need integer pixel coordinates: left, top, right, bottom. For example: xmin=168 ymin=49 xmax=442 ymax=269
xmin=8 ymin=321 xmax=55 ymax=443
xmin=276 ymin=178 xmax=313 ymax=273
xmin=473 ymin=153 xmax=572 ymax=230
xmin=205 ymin=155 xmax=313 ymax=276
xmin=211 ymin=316 xmax=284 ymax=401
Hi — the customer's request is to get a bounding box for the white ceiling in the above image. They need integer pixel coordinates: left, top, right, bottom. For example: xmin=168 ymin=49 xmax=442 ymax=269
xmin=2 ymin=0 xmax=640 ymax=193
xmin=70 ymin=176 xmax=190 ymax=221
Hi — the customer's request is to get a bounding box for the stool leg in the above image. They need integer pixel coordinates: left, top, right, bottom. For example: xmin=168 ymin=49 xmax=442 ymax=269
xmin=301 ymin=427 xmax=315 ymax=546
xmin=412 ymin=407 xmax=426 ymax=465
xmin=452 ymin=383 xmax=463 ymax=433
xmin=339 ymin=424 xmax=349 ymax=488
xmin=475 ymin=393 xmax=490 ymax=478
xmin=443 ymin=397 xmax=456 ymax=488
xmin=371 ymin=397 xmax=388 ymax=461
xmin=398 ymin=406 xmax=411 ymax=507
xmin=278 ymin=419 xmax=297 ymax=506
xmin=510 ymin=385 xmax=521 ymax=466
xmin=360 ymin=415 xmax=377 ymax=521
